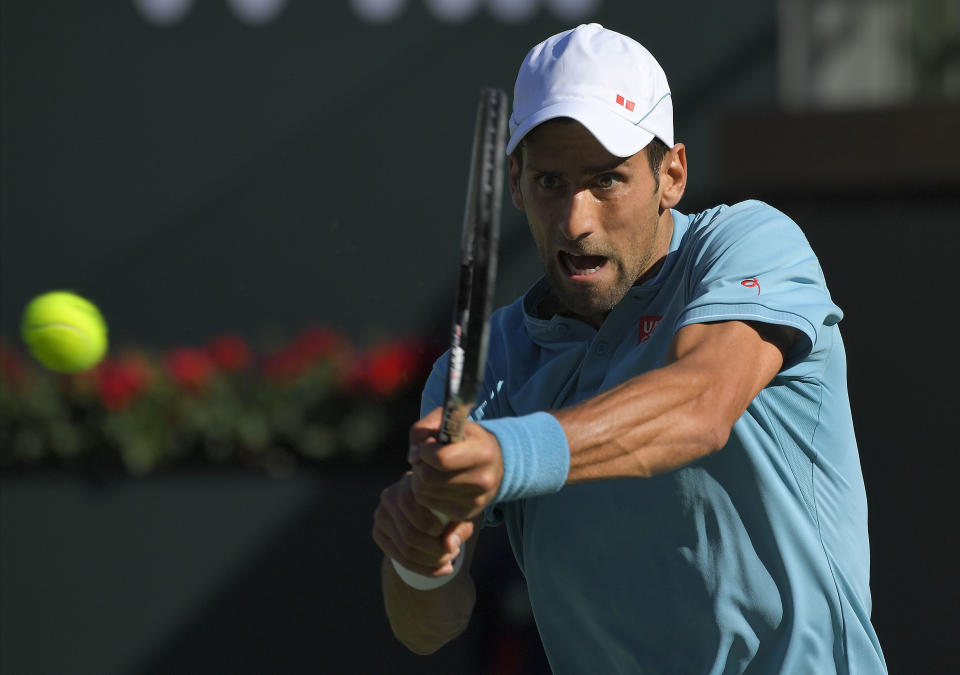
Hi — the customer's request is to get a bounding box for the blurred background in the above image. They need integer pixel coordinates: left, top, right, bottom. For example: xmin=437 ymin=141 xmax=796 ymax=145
xmin=1 ymin=0 xmax=957 ymax=673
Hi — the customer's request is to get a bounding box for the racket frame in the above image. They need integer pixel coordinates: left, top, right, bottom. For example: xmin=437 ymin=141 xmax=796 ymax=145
xmin=438 ymin=87 xmax=508 ymax=446
xmin=390 ymin=86 xmax=507 ymax=591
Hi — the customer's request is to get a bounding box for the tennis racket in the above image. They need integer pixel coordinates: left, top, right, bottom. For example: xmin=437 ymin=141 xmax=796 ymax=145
xmin=391 ymin=86 xmax=508 ymax=590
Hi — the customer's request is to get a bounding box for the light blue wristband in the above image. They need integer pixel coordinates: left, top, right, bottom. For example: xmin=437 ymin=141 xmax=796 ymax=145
xmin=477 ymin=412 xmax=570 ymax=504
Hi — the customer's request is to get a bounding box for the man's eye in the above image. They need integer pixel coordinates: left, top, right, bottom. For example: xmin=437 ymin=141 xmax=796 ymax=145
xmin=537 ymin=175 xmax=560 ymax=190
xmin=597 ymin=174 xmax=619 ymax=188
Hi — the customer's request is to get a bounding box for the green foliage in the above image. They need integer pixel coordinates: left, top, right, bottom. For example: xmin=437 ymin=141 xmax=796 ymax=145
xmin=0 ymin=329 xmax=436 ymax=477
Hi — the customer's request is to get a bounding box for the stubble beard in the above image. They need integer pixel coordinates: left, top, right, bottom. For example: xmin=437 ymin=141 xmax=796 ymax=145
xmin=530 ymin=207 xmax=664 ymax=324
xmin=538 ymin=234 xmax=660 ymax=324
xmin=546 ymin=257 xmax=629 ymax=318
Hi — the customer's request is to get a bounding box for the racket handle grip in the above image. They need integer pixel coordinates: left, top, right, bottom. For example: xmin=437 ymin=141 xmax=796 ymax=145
xmin=390 ymin=509 xmax=464 ymax=590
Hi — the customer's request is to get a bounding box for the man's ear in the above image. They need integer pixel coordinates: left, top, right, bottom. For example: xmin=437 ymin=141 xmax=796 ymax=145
xmin=659 ymin=143 xmax=687 ymax=210
xmin=508 ymin=154 xmax=525 ymax=211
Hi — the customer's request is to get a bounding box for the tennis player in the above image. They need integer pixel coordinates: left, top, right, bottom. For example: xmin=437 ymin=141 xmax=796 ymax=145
xmin=373 ymin=23 xmax=887 ymax=674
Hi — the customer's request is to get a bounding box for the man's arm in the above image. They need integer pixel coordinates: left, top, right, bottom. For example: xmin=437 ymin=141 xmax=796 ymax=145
xmin=561 ymin=319 xmax=792 ymax=481
xmin=372 ymin=465 xmax=481 ymax=654
xmin=379 ymin=523 xmax=480 ymax=655
xmin=409 ymin=320 xmax=795 ymax=518
xmin=382 ymin=318 xmax=793 ymax=653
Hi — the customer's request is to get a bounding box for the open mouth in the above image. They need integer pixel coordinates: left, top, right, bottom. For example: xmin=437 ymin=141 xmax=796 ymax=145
xmin=559 ymin=251 xmax=607 ymax=277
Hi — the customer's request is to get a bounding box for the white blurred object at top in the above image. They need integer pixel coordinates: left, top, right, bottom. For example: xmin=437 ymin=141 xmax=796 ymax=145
xmin=778 ymin=0 xmax=960 ymax=109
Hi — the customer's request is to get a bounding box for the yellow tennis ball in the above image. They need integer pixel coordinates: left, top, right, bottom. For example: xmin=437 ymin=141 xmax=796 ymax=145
xmin=20 ymin=291 xmax=108 ymax=373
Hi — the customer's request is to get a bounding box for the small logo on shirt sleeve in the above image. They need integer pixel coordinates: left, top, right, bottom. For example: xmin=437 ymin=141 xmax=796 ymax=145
xmin=741 ymin=277 xmax=760 ymax=295
xmin=638 ymin=315 xmax=663 ymax=343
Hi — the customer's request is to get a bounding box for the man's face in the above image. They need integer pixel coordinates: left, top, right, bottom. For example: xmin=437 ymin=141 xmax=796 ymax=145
xmin=510 ymin=120 xmax=673 ymax=327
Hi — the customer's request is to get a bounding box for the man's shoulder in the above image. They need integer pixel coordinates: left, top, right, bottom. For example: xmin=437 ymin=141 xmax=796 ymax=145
xmin=682 ymin=199 xmax=807 ymax=254
xmin=489 ymin=292 xmax=528 ymax=329
xmin=689 ymin=199 xmax=795 ymax=232
xmin=481 ymin=294 xmax=526 ymax=360
xmin=488 ymin=277 xmax=552 ymax=334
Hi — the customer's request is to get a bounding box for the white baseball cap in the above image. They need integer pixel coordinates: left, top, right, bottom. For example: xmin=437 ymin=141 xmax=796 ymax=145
xmin=507 ymin=23 xmax=674 ymax=158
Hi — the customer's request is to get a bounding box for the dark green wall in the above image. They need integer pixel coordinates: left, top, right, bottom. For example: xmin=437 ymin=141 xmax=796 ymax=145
xmin=0 ymin=469 xmax=494 ymax=674
xmin=0 ymin=1 xmax=777 ymax=348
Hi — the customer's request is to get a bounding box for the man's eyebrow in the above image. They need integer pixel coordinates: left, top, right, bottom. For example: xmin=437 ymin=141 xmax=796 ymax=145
xmin=583 ymin=157 xmax=629 ymax=174
xmin=526 ymin=158 xmax=628 ymax=175
xmin=525 ymin=163 xmax=553 ymax=174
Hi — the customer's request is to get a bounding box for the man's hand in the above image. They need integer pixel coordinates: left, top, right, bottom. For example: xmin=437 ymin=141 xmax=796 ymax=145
xmin=374 ymin=460 xmax=481 ymax=654
xmin=372 ymin=472 xmax=474 ymax=578
xmin=408 ymin=407 xmax=505 ymax=521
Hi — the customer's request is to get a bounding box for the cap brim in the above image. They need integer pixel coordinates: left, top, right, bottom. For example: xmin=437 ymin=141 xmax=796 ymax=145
xmin=506 ymin=100 xmax=655 ymax=158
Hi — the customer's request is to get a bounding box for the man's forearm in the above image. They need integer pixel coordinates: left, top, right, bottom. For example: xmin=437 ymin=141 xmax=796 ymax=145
xmin=556 ymin=360 xmax=730 ymax=481
xmin=381 ymin=528 xmax=479 ymax=654
xmin=557 ymin=321 xmax=786 ymax=482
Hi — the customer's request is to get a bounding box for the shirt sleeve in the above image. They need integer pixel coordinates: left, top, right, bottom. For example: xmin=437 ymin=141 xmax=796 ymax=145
xmin=676 ymin=201 xmax=843 ymax=376
xmin=420 ymin=352 xmax=449 ymax=417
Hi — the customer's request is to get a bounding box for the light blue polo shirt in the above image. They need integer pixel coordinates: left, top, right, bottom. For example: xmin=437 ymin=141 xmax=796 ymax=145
xmin=421 ymin=201 xmax=886 ymax=674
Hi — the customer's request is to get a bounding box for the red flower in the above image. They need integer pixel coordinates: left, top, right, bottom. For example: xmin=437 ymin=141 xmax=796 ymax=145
xmin=207 ymin=335 xmax=253 ymax=372
xmin=262 ymin=326 xmax=350 ymax=383
xmin=0 ymin=341 xmax=28 ymax=385
xmin=261 ymin=348 xmax=306 ymax=382
xmin=356 ymin=340 xmax=424 ymax=397
xmin=95 ymin=355 xmax=152 ymax=410
xmin=165 ymin=347 xmax=215 ymax=390
xmin=292 ymin=326 xmax=347 ymax=362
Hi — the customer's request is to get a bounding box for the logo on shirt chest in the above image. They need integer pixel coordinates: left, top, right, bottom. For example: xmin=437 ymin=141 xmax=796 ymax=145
xmin=638 ymin=315 xmax=663 ymax=344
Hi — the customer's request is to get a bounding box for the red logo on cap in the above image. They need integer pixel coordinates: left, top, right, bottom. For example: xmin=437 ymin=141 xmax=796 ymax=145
xmin=615 ymin=94 xmax=636 ymax=112
xmin=638 ymin=315 xmax=662 ymax=343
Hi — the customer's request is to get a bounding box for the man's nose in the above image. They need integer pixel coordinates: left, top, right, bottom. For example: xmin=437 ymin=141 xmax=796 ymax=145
xmin=558 ymin=189 xmax=597 ymax=241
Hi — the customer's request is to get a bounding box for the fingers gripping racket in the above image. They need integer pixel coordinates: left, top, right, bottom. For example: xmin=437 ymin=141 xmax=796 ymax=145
xmin=392 ymin=87 xmax=508 ymax=590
